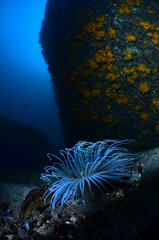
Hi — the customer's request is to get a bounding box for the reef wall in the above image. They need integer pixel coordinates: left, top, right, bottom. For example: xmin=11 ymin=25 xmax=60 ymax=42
xmin=40 ymin=0 xmax=159 ymax=151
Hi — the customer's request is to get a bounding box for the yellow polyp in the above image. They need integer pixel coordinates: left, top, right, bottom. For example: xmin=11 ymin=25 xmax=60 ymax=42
xmin=146 ymin=69 xmax=151 ymax=74
xmin=137 ymin=64 xmax=151 ymax=74
xmin=139 ymin=21 xmax=154 ymax=31
xmin=135 ymin=105 xmax=142 ymax=112
xmin=119 ymin=5 xmax=131 ymax=14
xmin=126 ymin=0 xmax=134 ymax=6
xmin=134 ymin=95 xmax=138 ymax=99
xmin=106 ymin=64 xmax=113 ymax=71
xmin=96 ymin=22 xmax=103 ymax=29
xmin=108 ymin=27 xmax=116 ymax=39
xmin=91 ymin=89 xmax=101 ymax=97
xmin=143 ymin=39 xmax=147 ymax=44
xmin=94 ymin=50 xmax=107 ymax=63
xmin=147 ymin=31 xmax=159 ymax=45
xmin=96 ymin=15 xmax=105 ymax=23
xmin=136 ymin=0 xmax=141 ymax=6
xmin=105 ymin=45 xmax=110 ymax=51
xmin=116 ymin=95 xmax=129 ymax=105
xmin=140 ymin=113 xmax=149 ymax=122
xmin=127 ymin=53 xmax=132 ymax=60
xmin=123 ymin=50 xmax=132 ymax=60
xmin=123 ymin=66 xmax=136 ymax=75
xmin=139 ymin=83 xmax=150 ymax=94
xmin=88 ymin=59 xmax=98 ymax=70
xmin=96 ymin=15 xmax=105 ymax=29
xmin=147 ymin=6 xmax=154 ymax=14
xmin=152 ymin=38 xmax=159 ymax=45
xmin=107 ymin=50 xmax=114 ymax=59
xmin=107 ymin=104 xmax=111 ymax=110
xmin=152 ymin=98 xmax=159 ymax=111
xmin=105 ymin=73 xmax=119 ymax=82
xmin=111 ymin=83 xmax=120 ymax=90
xmin=126 ymin=34 xmax=137 ymax=42
xmin=147 ymin=32 xmax=153 ymax=37
xmin=85 ymin=22 xmax=96 ymax=33
xmin=127 ymin=77 xmax=134 ymax=85
xmin=132 ymin=72 xmax=138 ymax=80
xmin=94 ymin=30 xmax=106 ymax=40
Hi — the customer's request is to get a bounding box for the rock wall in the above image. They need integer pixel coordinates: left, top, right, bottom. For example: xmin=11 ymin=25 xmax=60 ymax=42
xmin=40 ymin=0 xmax=159 ymax=151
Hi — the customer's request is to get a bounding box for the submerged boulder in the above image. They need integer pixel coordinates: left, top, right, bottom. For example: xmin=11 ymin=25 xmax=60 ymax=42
xmin=40 ymin=0 xmax=159 ymax=151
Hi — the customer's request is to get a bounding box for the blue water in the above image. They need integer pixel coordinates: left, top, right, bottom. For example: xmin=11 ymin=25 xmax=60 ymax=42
xmin=0 ymin=0 xmax=64 ymax=167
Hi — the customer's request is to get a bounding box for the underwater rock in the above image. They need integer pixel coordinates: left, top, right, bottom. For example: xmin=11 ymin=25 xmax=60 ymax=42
xmin=1 ymin=147 xmax=159 ymax=239
xmin=0 ymin=115 xmax=52 ymax=167
xmin=19 ymin=188 xmax=46 ymax=218
xmin=40 ymin=0 xmax=159 ymax=151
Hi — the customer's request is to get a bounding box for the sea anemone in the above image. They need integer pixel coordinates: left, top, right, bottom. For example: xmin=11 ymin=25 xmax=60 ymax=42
xmin=41 ymin=139 xmax=136 ymax=211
